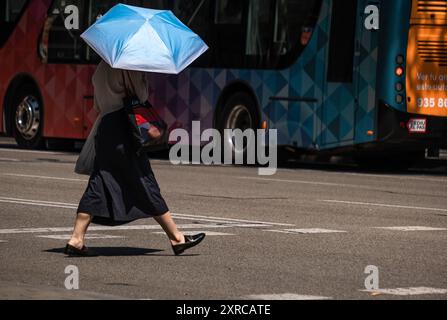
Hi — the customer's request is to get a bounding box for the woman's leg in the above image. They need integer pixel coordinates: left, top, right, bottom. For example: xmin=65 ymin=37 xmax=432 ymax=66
xmin=68 ymin=213 xmax=93 ymax=249
xmin=154 ymin=211 xmax=185 ymax=246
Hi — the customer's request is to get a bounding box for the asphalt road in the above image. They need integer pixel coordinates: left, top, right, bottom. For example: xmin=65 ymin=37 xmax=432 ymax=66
xmin=0 ymin=137 xmax=446 ymax=300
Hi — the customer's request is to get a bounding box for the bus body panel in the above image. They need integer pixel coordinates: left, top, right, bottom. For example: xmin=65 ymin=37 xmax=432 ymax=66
xmin=152 ymin=0 xmax=381 ymax=151
xmin=1 ymin=0 xmax=446 ymax=154
xmin=148 ymin=0 xmax=329 ymax=150
xmin=321 ymin=0 xmax=380 ymax=150
xmin=375 ymin=0 xmax=412 ymax=115
xmin=372 ymin=0 xmax=447 ymax=150
xmin=406 ymin=27 xmax=447 ymax=117
xmin=352 ymin=0 xmax=380 ymax=146
xmin=0 ymin=0 xmax=96 ymax=140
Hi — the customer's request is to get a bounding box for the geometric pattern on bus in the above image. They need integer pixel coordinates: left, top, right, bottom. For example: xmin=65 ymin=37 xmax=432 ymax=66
xmin=150 ymin=0 xmax=379 ymax=150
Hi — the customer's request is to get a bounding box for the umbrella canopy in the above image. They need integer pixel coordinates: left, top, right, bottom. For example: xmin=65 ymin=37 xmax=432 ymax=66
xmin=81 ymin=4 xmax=209 ymax=74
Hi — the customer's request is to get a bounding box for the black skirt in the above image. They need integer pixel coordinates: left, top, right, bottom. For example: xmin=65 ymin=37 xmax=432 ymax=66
xmin=77 ymin=108 xmax=169 ymax=226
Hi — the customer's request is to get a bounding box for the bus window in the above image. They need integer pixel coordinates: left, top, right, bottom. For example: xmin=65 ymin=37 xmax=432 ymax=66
xmin=327 ymin=0 xmax=357 ymax=83
xmin=0 ymin=0 xmax=28 ymax=48
xmin=215 ymin=0 xmax=243 ymax=24
xmin=246 ymin=0 xmax=274 ymax=68
xmin=272 ymin=0 xmax=322 ymax=69
xmin=214 ymin=0 xmax=245 ymax=68
xmin=173 ymin=0 xmax=214 ymax=67
xmin=44 ymin=0 xmax=86 ymax=63
xmin=173 ymin=0 xmax=206 ymax=24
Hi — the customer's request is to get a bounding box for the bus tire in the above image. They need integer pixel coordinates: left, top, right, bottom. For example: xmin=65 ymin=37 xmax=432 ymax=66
xmin=217 ymin=92 xmax=260 ymax=164
xmin=10 ymin=84 xmax=44 ymax=149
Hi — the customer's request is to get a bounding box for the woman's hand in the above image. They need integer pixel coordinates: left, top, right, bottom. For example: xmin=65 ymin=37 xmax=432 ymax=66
xmin=148 ymin=125 xmax=161 ymax=140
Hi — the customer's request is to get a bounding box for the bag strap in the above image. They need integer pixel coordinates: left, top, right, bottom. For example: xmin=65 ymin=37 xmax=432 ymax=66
xmin=121 ymin=70 xmax=137 ymax=98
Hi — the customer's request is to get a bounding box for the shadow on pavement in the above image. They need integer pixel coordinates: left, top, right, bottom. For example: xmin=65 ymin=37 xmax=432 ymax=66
xmin=45 ymin=247 xmax=163 ymax=257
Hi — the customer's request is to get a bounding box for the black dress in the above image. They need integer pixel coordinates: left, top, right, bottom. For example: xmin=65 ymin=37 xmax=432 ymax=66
xmin=77 ymin=108 xmax=169 ymax=226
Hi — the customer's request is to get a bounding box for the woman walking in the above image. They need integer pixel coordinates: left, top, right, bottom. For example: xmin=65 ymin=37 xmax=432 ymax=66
xmin=66 ymin=60 xmax=205 ymax=257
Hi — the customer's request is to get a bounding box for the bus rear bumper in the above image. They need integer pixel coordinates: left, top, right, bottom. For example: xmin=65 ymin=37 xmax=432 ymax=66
xmin=378 ymin=101 xmax=447 ymax=150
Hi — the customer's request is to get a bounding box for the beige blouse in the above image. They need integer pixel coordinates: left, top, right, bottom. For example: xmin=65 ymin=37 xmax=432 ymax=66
xmin=92 ymin=60 xmax=149 ymax=113
xmin=75 ymin=61 xmax=149 ymax=175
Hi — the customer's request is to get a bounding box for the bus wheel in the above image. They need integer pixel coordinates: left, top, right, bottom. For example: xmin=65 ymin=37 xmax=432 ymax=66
xmin=218 ymin=92 xmax=259 ymax=164
xmin=11 ymin=84 xmax=44 ymax=149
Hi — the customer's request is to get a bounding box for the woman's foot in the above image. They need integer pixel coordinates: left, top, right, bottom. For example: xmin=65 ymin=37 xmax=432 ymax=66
xmin=64 ymin=244 xmax=98 ymax=257
xmin=170 ymin=233 xmax=185 ymax=247
xmin=67 ymin=238 xmax=84 ymax=250
xmin=172 ymin=233 xmax=206 ymax=256
xmin=65 ymin=238 xmax=98 ymax=257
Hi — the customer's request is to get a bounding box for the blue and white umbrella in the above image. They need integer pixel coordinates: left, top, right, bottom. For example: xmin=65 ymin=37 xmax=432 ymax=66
xmin=81 ymin=4 xmax=209 ymax=74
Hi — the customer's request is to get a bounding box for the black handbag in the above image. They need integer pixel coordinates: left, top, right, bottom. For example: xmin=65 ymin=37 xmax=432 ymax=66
xmin=122 ymin=71 xmax=168 ymax=155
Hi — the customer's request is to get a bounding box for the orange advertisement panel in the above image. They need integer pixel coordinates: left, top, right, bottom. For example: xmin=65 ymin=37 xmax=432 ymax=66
xmin=410 ymin=0 xmax=447 ymax=24
xmin=406 ymin=26 xmax=447 ymax=117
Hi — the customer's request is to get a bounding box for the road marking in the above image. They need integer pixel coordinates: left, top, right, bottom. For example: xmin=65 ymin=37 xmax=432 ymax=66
xmin=361 ymin=287 xmax=447 ymax=296
xmin=237 ymin=176 xmax=367 ymax=189
xmin=0 ymin=196 xmax=293 ymax=227
xmin=0 ymin=173 xmax=88 ymax=182
xmin=173 ymin=215 xmax=281 ymax=226
xmin=246 ymin=294 xmax=331 ymax=300
xmin=375 ymin=226 xmax=447 ymax=232
xmin=226 ymin=224 xmax=272 ymax=228
xmin=0 ymin=200 xmax=76 ymax=209
xmin=0 ymin=158 xmax=20 ymax=162
xmin=0 ymin=223 xmax=271 ymax=235
xmin=0 ymin=148 xmax=73 ymax=155
xmin=0 ymin=197 xmax=78 ymax=209
xmin=153 ymin=231 xmax=233 ymax=236
xmin=172 ymin=212 xmax=294 ymax=227
xmin=37 ymin=234 xmax=125 ymax=240
xmin=322 ymin=200 xmax=447 ymax=213
xmin=0 ymin=240 xmax=7 ymax=243
xmin=342 ymin=172 xmax=447 ymax=184
xmin=0 ymin=197 xmax=253 ymax=226
xmin=279 ymin=167 xmax=447 ymax=184
xmin=266 ymin=228 xmax=347 ymax=234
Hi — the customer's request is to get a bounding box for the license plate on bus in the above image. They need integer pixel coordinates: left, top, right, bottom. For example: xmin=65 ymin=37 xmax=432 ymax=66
xmin=407 ymin=118 xmax=427 ymax=133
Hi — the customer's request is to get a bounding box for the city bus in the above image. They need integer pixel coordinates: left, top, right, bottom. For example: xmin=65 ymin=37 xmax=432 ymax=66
xmin=1 ymin=0 xmax=446 ymax=166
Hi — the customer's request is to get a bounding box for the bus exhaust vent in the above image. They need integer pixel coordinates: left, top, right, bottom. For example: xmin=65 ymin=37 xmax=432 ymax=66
xmin=417 ymin=40 xmax=447 ymax=66
xmin=418 ymin=0 xmax=447 ymax=14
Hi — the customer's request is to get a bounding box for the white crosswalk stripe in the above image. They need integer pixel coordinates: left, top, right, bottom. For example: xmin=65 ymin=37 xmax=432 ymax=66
xmin=376 ymin=226 xmax=447 ymax=232
xmin=37 ymin=234 xmax=125 ymax=240
xmin=0 ymin=221 xmax=288 ymax=235
xmin=266 ymin=228 xmax=347 ymax=234
xmin=246 ymin=294 xmax=332 ymax=300
xmin=361 ymin=287 xmax=447 ymax=296
xmin=323 ymin=200 xmax=447 ymax=213
xmin=0 ymin=173 xmax=88 ymax=182
xmin=152 ymin=231 xmax=233 ymax=236
xmin=0 ymin=158 xmax=20 ymax=162
xmin=0 ymin=196 xmax=293 ymax=227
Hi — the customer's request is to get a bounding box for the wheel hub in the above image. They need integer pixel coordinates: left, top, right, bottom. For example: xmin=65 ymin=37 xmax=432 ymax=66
xmin=15 ymin=95 xmax=41 ymax=141
xmin=225 ymin=104 xmax=253 ymax=152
